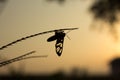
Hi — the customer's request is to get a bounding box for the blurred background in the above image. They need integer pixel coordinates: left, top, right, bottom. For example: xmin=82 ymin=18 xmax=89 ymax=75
xmin=0 ymin=0 xmax=120 ymax=78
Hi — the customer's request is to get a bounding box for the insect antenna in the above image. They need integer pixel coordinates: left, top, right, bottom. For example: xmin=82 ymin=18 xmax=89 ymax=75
xmin=66 ymin=35 xmax=71 ymax=40
xmin=65 ymin=30 xmax=72 ymax=40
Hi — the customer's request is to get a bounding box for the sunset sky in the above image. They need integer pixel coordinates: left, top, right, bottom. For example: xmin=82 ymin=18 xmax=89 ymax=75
xmin=0 ymin=0 xmax=120 ymax=75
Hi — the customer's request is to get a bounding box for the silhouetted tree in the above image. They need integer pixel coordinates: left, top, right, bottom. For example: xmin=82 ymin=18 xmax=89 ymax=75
xmin=0 ymin=0 xmax=7 ymax=14
xmin=90 ymin=0 xmax=120 ymax=24
xmin=109 ymin=57 xmax=120 ymax=76
xmin=90 ymin=0 xmax=120 ymax=39
xmin=46 ymin=0 xmax=65 ymax=4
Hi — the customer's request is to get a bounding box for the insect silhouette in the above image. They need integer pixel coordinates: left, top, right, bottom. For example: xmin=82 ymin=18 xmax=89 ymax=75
xmin=0 ymin=28 xmax=78 ymax=56
xmin=47 ymin=28 xmax=78 ymax=56
xmin=47 ymin=30 xmax=65 ymax=56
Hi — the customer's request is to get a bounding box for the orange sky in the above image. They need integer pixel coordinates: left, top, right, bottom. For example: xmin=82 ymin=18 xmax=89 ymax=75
xmin=0 ymin=0 xmax=120 ymax=75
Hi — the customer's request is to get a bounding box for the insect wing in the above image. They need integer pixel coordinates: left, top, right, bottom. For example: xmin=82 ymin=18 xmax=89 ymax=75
xmin=55 ymin=37 xmax=64 ymax=56
xmin=47 ymin=35 xmax=57 ymax=42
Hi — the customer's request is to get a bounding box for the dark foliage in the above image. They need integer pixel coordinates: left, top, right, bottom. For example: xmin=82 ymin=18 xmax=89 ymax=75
xmin=90 ymin=0 xmax=120 ymax=24
xmin=46 ymin=0 xmax=65 ymax=4
xmin=0 ymin=0 xmax=7 ymax=2
xmin=0 ymin=0 xmax=7 ymax=13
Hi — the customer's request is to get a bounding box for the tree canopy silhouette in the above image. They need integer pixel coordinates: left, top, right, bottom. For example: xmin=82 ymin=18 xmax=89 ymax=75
xmin=90 ymin=0 xmax=120 ymax=39
xmin=0 ymin=0 xmax=7 ymax=14
xmin=90 ymin=0 xmax=120 ymax=24
xmin=46 ymin=0 xmax=65 ymax=4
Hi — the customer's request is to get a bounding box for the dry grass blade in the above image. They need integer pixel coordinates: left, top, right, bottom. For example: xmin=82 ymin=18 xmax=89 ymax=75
xmin=0 ymin=28 xmax=78 ymax=50
xmin=0 ymin=51 xmax=36 ymax=67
